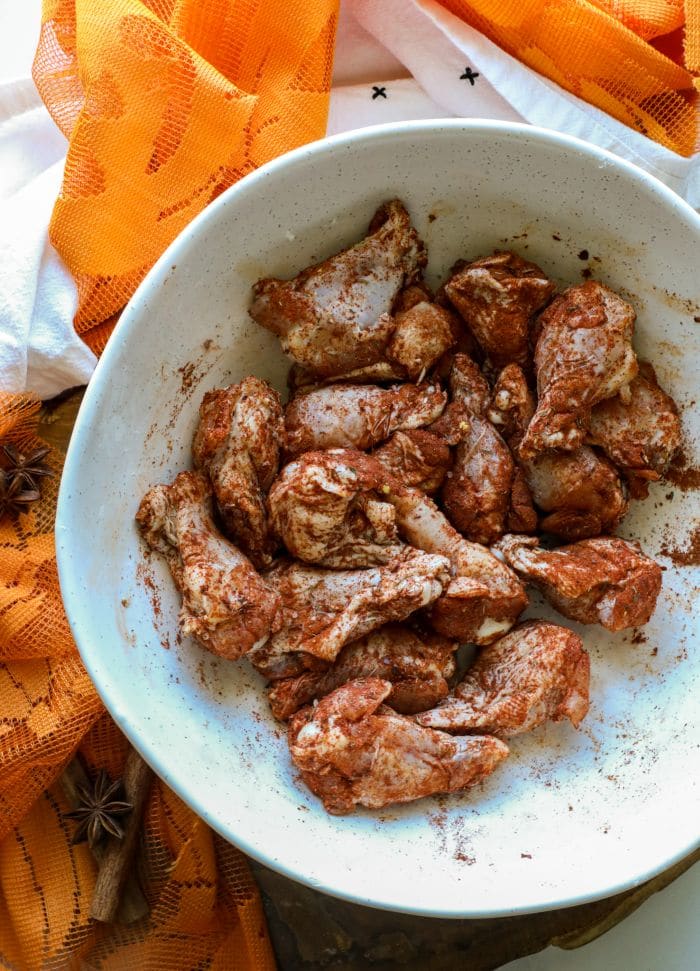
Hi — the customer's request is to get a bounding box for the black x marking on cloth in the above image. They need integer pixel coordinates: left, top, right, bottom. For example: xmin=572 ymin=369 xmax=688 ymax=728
xmin=460 ymin=67 xmax=480 ymax=85
xmin=372 ymin=85 xmax=387 ymax=99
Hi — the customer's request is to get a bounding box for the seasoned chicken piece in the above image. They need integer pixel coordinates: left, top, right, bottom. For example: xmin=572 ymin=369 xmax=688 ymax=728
xmin=386 ymin=300 xmax=457 ymax=380
xmin=268 ymin=449 xmax=401 ymax=567
xmin=267 ymin=625 xmax=457 ymax=720
xmin=443 ymin=252 xmax=555 ymax=371
xmin=249 ymin=547 xmax=451 ymax=677
xmin=435 ymin=355 xmax=515 ymax=544
xmin=525 ymin=446 xmax=628 ymax=540
xmin=135 ymin=471 xmax=280 ymax=659
xmin=284 ymin=382 xmax=446 ymax=457
xmin=488 ymin=363 xmax=536 ymax=450
xmin=192 ymin=378 xmax=283 ymax=569
xmin=288 ymin=678 xmax=509 ymax=814
xmin=373 ymin=428 xmax=452 ymax=495
xmin=520 ymin=282 xmax=639 ymax=458
xmin=389 ymin=488 xmax=528 ymax=643
xmin=416 ymin=621 xmax=589 ymax=735
xmin=587 ymin=361 xmax=681 ymax=497
xmin=494 ymin=534 xmax=663 ymax=631
xmin=250 ymin=200 xmax=426 ymax=377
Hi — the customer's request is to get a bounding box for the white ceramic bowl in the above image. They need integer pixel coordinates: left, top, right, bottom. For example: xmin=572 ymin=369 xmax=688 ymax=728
xmin=56 ymin=121 xmax=700 ymax=917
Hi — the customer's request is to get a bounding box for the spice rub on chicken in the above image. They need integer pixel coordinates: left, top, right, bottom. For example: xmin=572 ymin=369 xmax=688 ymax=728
xmin=142 ymin=201 xmax=681 ymax=817
xmin=416 ymin=620 xmax=589 ymax=736
xmin=192 ymin=377 xmax=284 ymax=568
xmin=136 ymin=471 xmax=280 ymax=659
xmin=288 ymin=678 xmax=509 ymax=814
xmin=519 ymin=282 xmax=639 ymax=459
xmin=494 ymin=534 xmax=663 ymax=631
xmin=267 ymin=624 xmax=457 ymax=720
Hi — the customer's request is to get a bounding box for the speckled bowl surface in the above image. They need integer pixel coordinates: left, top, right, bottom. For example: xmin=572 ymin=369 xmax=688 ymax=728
xmin=56 ymin=121 xmax=700 ymax=917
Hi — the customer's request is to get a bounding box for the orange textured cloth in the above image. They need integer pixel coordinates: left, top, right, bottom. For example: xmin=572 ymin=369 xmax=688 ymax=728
xmin=0 ymin=398 xmax=276 ymax=970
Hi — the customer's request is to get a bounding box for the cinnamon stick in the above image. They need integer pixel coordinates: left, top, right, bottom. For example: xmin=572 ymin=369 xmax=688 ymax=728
xmin=89 ymin=748 xmax=153 ymax=923
xmin=60 ymin=754 xmax=150 ymax=924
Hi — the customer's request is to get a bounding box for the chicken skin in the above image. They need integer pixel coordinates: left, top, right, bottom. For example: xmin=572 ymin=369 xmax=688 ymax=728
xmin=494 ymin=534 xmax=663 ymax=631
xmin=268 ymin=449 xmax=401 ymax=567
xmin=416 ymin=620 xmax=589 ymax=736
xmin=284 ymin=382 xmax=446 ymax=457
xmin=520 ymin=282 xmax=639 ymax=458
xmin=386 ymin=300 xmax=457 ymax=380
xmin=288 ymin=678 xmax=509 ymax=814
xmin=250 ymin=200 xmax=426 ymax=377
xmin=389 ymin=488 xmax=528 ymax=643
xmin=192 ymin=378 xmax=284 ymax=569
xmin=524 ymin=446 xmax=628 ymax=540
xmin=373 ymin=429 xmax=452 ymax=495
xmin=267 ymin=625 xmax=457 ymax=720
xmin=488 ymin=363 xmax=536 ymax=450
xmin=249 ymin=547 xmax=451 ymax=677
xmin=136 ymin=471 xmax=280 ymax=659
xmin=587 ymin=361 xmax=681 ymax=497
xmin=436 ymin=355 xmax=516 ymax=545
xmin=443 ymin=252 xmax=555 ymax=371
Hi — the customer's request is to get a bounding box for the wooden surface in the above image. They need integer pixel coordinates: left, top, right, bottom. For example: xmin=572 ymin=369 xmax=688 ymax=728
xmin=41 ymin=387 xmax=699 ymax=970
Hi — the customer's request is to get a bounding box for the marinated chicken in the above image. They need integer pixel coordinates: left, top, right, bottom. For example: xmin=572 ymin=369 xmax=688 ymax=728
xmin=268 ymin=449 xmax=400 ymax=567
xmin=136 ymin=471 xmax=280 ymax=659
xmin=373 ymin=429 xmax=452 ymax=495
xmin=520 ymin=282 xmax=639 ymax=458
xmin=443 ymin=252 xmax=555 ymax=371
xmin=494 ymin=534 xmax=663 ymax=631
xmin=488 ymin=363 xmax=536 ymax=449
xmin=386 ymin=300 xmax=457 ymax=379
xmin=588 ymin=361 xmax=681 ymax=497
xmin=389 ymin=487 xmax=528 ymax=643
xmin=524 ymin=446 xmax=628 ymax=540
xmin=267 ymin=625 xmax=457 ymax=720
xmin=416 ymin=620 xmax=589 ymax=735
xmin=250 ymin=200 xmax=426 ymax=377
xmin=288 ymin=678 xmax=509 ymax=814
xmin=251 ymin=547 xmax=451 ymax=676
xmin=284 ymin=382 xmax=446 ymax=457
xmin=437 ymin=355 xmax=516 ymax=544
xmin=192 ymin=378 xmax=284 ymax=568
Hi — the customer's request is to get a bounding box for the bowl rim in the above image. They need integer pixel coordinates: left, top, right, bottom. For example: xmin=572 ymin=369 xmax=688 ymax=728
xmin=56 ymin=119 xmax=700 ymax=918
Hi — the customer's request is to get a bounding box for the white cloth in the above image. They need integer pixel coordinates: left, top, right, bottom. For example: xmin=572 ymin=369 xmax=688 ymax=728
xmin=0 ymin=0 xmax=698 ymax=399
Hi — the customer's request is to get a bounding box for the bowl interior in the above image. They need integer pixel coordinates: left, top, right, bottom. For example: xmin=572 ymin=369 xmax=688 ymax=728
xmin=56 ymin=122 xmax=700 ymax=917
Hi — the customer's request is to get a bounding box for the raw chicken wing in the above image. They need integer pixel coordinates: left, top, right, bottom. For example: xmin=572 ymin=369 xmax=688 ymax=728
xmin=284 ymin=382 xmax=446 ymax=457
xmin=437 ymin=355 xmax=515 ymax=544
xmin=389 ymin=488 xmax=528 ymax=643
xmin=267 ymin=625 xmax=457 ymax=719
xmin=192 ymin=378 xmax=283 ymax=568
xmin=525 ymin=446 xmax=628 ymax=540
xmin=250 ymin=547 xmax=451 ymax=676
xmin=250 ymin=200 xmax=426 ymax=377
xmin=386 ymin=300 xmax=457 ymax=379
xmin=520 ymin=282 xmax=639 ymax=458
xmin=494 ymin=534 xmax=663 ymax=631
xmin=444 ymin=252 xmax=555 ymax=370
xmin=373 ymin=429 xmax=452 ymax=495
xmin=136 ymin=471 xmax=280 ymax=659
xmin=417 ymin=620 xmax=589 ymax=735
xmin=268 ymin=449 xmax=401 ymax=567
xmin=588 ymin=361 xmax=681 ymax=497
xmin=288 ymin=678 xmax=509 ymax=813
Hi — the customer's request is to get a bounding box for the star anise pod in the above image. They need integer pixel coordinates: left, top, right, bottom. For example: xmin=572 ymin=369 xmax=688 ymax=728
xmin=65 ymin=770 xmax=133 ymax=849
xmin=0 ymin=470 xmax=40 ymax=519
xmin=2 ymin=444 xmax=54 ymax=492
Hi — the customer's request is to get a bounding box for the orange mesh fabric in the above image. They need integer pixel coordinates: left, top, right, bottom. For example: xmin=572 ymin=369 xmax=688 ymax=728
xmin=32 ymin=0 xmax=339 ymax=350
xmin=0 ymin=399 xmax=276 ymax=971
xmin=588 ymin=0 xmax=685 ymax=40
xmin=438 ymin=0 xmax=698 ymax=156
